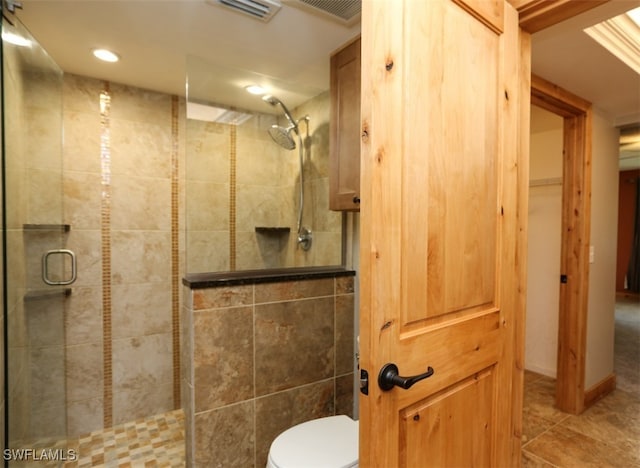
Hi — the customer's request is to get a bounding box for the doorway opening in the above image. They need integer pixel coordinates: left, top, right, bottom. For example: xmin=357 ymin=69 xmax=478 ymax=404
xmin=529 ymin=74 xmax=593 ymax=415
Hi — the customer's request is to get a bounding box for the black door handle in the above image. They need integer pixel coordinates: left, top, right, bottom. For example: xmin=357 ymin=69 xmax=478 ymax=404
xmin=378 ymin=363 xmax=434 ymax=391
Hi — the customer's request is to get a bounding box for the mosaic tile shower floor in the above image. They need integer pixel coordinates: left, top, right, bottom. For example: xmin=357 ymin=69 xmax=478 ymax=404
xmin=66 ymin=410 xmax=185 ymax=468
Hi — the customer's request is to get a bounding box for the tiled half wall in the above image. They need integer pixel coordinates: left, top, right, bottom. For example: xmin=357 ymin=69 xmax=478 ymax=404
xmin=181 ymin=272 xmax=356 ymax=467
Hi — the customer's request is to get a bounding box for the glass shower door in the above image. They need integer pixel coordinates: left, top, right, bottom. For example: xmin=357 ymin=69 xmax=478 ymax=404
xmin=2 ymin=13 xmax=70 ymax=458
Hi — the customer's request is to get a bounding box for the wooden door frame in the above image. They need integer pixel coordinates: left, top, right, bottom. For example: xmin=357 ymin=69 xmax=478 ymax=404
xmin=530 ymin=74 xmax=592 ymax=415
xmin=510 ymin=0 xmax=610 ymax=33
xmin=512 ymin=0 xmax=606 ymax=416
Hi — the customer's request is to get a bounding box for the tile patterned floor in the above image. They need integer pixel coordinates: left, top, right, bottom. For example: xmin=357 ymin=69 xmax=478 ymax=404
xmin=614 ymin=295 xmax=640 ymax=394
xmin=7 ymin=410 xmax=185 ymax=468
xmin=522 ymin=297 xmax=640 ymax=467
xmin=521 ymin=372 xmax=640 ymax=467
xmin=65 ymin=410 xmax=185 ymax=468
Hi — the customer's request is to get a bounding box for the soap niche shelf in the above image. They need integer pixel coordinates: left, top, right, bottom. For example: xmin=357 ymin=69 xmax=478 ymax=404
xmin=255 ymin=227 xmax=291 ymax=235
xmin=24 ymin=288 xmax=72 ymax=302
xmin=23 ymin=224 xmax=71 ymax=232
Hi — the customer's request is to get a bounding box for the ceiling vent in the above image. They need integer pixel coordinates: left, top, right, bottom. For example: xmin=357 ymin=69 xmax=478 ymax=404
xmin=210 ymin=0 xmax=282 ymax=22
xmin=286 ymin=0 xmax=360 ymax=26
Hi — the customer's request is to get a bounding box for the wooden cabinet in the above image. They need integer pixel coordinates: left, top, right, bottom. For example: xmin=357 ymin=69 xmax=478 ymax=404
xmin=329 ymin=36 xmax=361 ymax=212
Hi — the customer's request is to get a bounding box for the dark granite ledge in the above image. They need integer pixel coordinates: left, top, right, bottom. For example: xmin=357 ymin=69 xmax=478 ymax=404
xmin=183 ymin=266 xmax=355 ymax=289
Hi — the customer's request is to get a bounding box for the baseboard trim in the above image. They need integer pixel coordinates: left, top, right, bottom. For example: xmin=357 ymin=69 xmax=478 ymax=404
xmin=584 ymin=373 xmax=616 ymax=409
xmin=616 ymin=291 xmax=640 ymax=300
xmin=524 ymin=364 xmax=556 ymax=379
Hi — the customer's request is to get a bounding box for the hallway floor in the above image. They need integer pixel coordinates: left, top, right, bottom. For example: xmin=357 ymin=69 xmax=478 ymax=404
xmin=522 ymin=296 xmax=640 ymax=467
xmin=521 ymin=372 xmax=639 ymax=467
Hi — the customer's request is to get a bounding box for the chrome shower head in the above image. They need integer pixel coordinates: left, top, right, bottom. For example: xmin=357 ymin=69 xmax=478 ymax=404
xmin=268 ymin=124 xmax=296 ymax=150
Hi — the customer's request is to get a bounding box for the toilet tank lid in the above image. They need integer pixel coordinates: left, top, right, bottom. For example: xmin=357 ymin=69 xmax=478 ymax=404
xmin=269 ymin=415 xmax=359 ymax=468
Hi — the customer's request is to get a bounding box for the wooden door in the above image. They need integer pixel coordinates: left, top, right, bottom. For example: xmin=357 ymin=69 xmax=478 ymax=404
xmin=359 ymin=1 xmax=530 ymax=466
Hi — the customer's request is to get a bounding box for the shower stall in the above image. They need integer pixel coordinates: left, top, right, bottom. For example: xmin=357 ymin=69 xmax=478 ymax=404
xmin=2 ymin=12 xmax=182 ymax=461
xmin=1 ymin=9 xmax=346 ymax=465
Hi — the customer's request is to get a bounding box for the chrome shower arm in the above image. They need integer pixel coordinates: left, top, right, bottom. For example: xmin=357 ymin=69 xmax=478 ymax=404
xmin=263 ymin=95 xmax=299 ymax=133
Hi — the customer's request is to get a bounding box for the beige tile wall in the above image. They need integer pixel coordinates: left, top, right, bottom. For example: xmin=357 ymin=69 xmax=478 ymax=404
xmin=182 ymin=275 xmax=355 ymax=467
xmin=282 ymin=91 xmax=343 ymax=268
xmin=186 ymin=91 xmax=342 ymax=273
xmin=61 ymin=75 xmax=183 ymax=435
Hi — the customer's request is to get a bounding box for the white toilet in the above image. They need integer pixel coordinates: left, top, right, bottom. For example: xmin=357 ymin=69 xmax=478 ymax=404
xmin=266 ymin=415 xmax=359 ymax=468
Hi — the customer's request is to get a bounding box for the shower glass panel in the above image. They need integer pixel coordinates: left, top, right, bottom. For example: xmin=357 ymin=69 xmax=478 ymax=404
xmin=2 ymin=14 xmax=69 ymax=455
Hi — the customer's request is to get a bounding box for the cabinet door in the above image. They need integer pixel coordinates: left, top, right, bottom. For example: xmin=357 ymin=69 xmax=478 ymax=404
xmin=330 ymin=37 xmax=361 ymax=212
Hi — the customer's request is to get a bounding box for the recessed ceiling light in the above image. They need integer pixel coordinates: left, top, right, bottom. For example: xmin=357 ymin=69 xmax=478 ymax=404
xmin=245 ymin=85 xmax=265 ymax=95
xmin=92 ymin=48 xmax=120 ymax=63
xmin=2 ymin=31 xmax=31 ymax=47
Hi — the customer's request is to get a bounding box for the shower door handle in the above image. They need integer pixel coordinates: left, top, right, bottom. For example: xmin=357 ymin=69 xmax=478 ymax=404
xmin=42 ymin=249 xmax=77 ymax=286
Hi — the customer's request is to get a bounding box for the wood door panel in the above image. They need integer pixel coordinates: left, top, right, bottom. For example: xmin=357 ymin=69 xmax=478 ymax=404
xmin=400 ymin=367 xmax=496 ymax=468
xmin=401 ymin=0 xmax=500 ymax=327
xmin=396 ymin=311 xmax=500 ymax=408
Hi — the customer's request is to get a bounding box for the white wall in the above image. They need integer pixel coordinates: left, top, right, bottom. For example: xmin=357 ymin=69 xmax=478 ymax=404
xmin=585 ymin=109 xmax=619 ymax=389
xmin=525 ymin=105 xmax=619 ymax=388
xmin=525 ymin=106 xmax=564 ymax=377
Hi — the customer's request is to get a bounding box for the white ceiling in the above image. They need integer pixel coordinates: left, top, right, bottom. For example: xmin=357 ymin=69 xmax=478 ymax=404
xmin=10 ymin=0 xmax=640 ymax=124
xmin=14 ymin=0 xmax=360 ymax=114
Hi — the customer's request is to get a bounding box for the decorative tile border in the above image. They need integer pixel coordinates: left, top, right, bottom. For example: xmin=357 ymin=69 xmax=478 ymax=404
xmin=99 ymin=82 xmax=113 ymax=427
xmin=229 ymin=125 xmax=237 ymax=270
xmin=99 ymin=86 xmax=183 ymax=428
xmin=171 ymin=95 xmax=181 ymax=409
